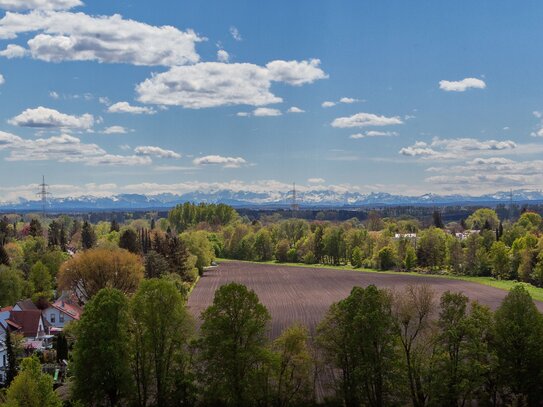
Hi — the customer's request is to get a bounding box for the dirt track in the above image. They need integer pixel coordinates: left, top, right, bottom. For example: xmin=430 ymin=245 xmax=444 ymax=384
xmin=188 ymin=261 xmax=543 ymax=338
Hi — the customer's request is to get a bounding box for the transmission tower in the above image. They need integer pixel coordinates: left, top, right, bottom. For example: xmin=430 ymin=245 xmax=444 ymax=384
xmin=289 ymin=182 xmax=300 ymax=213
xmin=36 ymin=175 xmax=51 ymax=217
xmin=508 ymin=189 xmax=513 ymax=220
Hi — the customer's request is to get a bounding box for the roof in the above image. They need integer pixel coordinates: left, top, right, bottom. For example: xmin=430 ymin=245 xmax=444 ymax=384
xmin=8 ymin=310 xmax=44 ymax=337
xmin=50 ymin=299 xmax=83 ymax=321
xmin=14 ymin=299 xmax=38 ymax=311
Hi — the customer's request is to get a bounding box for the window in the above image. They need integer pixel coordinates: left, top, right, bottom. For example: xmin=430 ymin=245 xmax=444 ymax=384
xmin=50 ymin=314 xmax=55 ymax=323
xmin=59 ymin=313 xmax=65 ymax=323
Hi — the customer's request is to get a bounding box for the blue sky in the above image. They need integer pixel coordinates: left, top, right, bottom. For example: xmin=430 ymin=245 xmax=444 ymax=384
xmin=0 ymin=0 xmax=542 ymax=201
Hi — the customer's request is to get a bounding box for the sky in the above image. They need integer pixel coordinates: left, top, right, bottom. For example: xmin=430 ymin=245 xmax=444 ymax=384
xmin=0 ymin=0 xmax=542 ymax=201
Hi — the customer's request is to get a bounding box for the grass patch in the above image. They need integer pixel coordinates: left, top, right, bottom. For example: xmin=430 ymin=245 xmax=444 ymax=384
xmin=215 ymin=258 xmax=543 ymax=302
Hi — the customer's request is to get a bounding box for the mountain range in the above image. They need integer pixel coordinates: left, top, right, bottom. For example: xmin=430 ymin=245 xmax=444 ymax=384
xmin=1 ymin=189 xmax=542 ymax=212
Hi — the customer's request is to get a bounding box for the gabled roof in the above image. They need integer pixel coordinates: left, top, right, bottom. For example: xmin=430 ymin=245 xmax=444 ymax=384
xmin=14 ymin=299 xmax=38 ymax=311
xmin=8 ymin=310 xmax=43 ymax=338
xmin=49 ymin=299 xmax=83 ymax=321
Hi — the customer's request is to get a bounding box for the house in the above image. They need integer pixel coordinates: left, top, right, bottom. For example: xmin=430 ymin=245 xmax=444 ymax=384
xmin=0 ymin=307 xmax=11 ymax=385
xmin=394 ymin=233 xmax=417 ymax=239
xmin=455 ymin=230 xmax=481 ymax=240
xmin=2 ymin=308 xmax=52 ymax=351
xmin=43 ymin=296 xmax=82 ymax=330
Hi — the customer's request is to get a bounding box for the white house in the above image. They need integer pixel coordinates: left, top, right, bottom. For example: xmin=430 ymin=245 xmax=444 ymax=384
xmin=43 ymin=298 xmax=82 ymax=330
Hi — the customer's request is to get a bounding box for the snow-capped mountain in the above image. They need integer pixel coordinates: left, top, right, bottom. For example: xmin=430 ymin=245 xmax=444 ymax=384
xmin=0 ymin=189 xmax=542 ymax=211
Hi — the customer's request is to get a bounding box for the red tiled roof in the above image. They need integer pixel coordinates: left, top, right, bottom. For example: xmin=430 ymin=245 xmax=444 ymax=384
xmin=51 ymin=300 xmax=82 ymax=321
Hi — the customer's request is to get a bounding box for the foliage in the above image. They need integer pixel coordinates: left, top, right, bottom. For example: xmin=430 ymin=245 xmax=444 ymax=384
xmin=72 ymin=288 xmax=132 ymax=406
xmin=197 ymin=282 xmax=271 ymax=406
xmin=2 ymin=356 xmax=61 ymax=407
xmin=58 ymin=248 xmax=143 ymax=302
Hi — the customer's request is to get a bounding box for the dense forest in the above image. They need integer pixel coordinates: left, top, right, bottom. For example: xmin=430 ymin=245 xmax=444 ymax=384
xmin=1 ymin=202 xmax=543 ymax=405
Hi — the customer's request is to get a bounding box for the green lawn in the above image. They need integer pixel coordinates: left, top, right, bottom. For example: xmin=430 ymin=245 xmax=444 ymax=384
xmin=215 ymin=258 xmax=543 ymax=302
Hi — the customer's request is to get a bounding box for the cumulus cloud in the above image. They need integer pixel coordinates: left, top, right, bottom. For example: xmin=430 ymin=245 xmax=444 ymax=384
xmin=0 ymin=0 xmax=82 ymax=10
xmin=134 ymin=145 xmax=181 ymax=159
xmin=322 ymin=97 xmax=359 ymax=108
xmin=0 ymin=131 xmax=149 ymax=165
xmin=287 ymin=106 xmax=304 ymax=113
xmin=229 ymin=26 xmax=242 ymax=41
xmin=8 ymin=106 xmax=94 ymax=129
xmin=331 ymin=112 xmax=403 ymax=128
xmin=217 ymin=49 xmax=229 ymax=62
xmin=339 ymin=97 xmax=357 ymax=104
xmin=400 ymin=137 xmax=517 ymax=159
xmin=253 ymin=107 xmax=281 ymax=117
xmin=136 ymin=59 xmax=327 ymax=108
xmin=322 ymin=101 xmax=336 ymax=108
xmin=102 ymin=126 xmax=128 ymax=134
xmin=193 ymin=155 xmax=247 ymax=168
xmin=350 ymin=131 xmax=398 ymax=139
xmin=439 ymin=77 xmax=486 ymax=92
xmin=0 ymin=74 xmax=4 ymax=85
xmin=0 ymin=10 xmax=203 ymax=66
xmin=0 ymin=44 xmax=27 ymax=58
xmin=108 ymin=102 xmax=156 ymax=115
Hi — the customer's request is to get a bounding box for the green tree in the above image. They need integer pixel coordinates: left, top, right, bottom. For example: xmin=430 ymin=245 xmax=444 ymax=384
xmin=270 ymin=324 xmax=314 ymax=406
xmin=275 ymin=239 xmax=290 ymax=263
xmin=72 ymin=288 xmax=132 ymax=406
xmin=0 ymin=266 xmax=24 ymax=307
xmin=28 ymin=218 xmax=43 ymax=238
xmin=351 ymin=246 xmax=363 ymax=268
xmin=0 ymin=244 xmax=10 ymax=266
xmin=119 ymin=228 xmax=140 ymax=254
xmin=318 ymin=285 xmax=400 ymax=406
xmin=254 ymin=228 xmax=274 ymax=261
xmin=3 ymin=356 xmax=61 ymax=407
xmin=404 ymin=245 xmax=417 ymax=271
xmin=377 ymin=246 xmax=395 ymax=270
xmin=466 ymin=209 xmax=499 ymax=230
xmin=489 ymin=241 xmax=511 ymax=279
xmin=144 ymin=250 xmax=170 ymax=279
xmin=181 ymin=230 xmax=214 ymax=274
xmin=29 ymin=261 xmax=52 ymax=293
xmin=130 ymin=279 xmax=195 ymax=407
xmin=81 ymin=220 xmax=96 ymax=250
xmin=55 ymin=332 xmax=68 ymax=362
xmin=197 ymin=283 xmax=271 ymax=406
xmin=416 ymin=227 xmax=446 ymax=269
xmin=494 ymin=285 xmax=543 ymax=404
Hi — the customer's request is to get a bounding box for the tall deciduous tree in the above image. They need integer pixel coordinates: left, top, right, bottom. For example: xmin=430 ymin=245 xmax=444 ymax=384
xmin=130 ymin=279 xmax=195 ymax=407
xmin=318 ymin=285 xmax=400 ymax=407
xmin=494 ymin=285 xmax=543 ymax=404
xmin=197 ymin=282 xmax=271 ymax=406
xmin=72 ymin=288 xmax=132 ymax=406
xmin=119 ymin=228 xmax=140 ymax=254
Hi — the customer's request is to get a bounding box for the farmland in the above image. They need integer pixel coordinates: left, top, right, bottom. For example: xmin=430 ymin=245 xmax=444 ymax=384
xmin=188 ymin=260 xmax=543 ymax=337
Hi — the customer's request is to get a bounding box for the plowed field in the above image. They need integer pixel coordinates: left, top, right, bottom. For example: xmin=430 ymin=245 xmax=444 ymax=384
xmin=188 ymin=261 xmax=543 ymax=338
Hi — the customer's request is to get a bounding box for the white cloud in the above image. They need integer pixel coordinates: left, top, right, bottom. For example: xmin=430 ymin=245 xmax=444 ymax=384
xmin=0 ymin=10 xmax=203 ymax=66
xmin=287 ymin=106 xmax=304 ymax=113
xmin=134 ymin=145 xmax=181 ymax=159
xmin=0 ymin=131 xmax=149 ymax=166
xmin=102 ymin=126 xmax=128 ymax=134
xmin=339 ymin=97 xmax=357 ymax=104
xmin=217 ymin=49 xmax=229 ymax=62
xmin=49 ymin=91 xmax=59 ymax=99
xmin=265 ymin=59 xmax=328 ymax=86
xmin=229 ymin=26 xmax=242 ymax=41
xmin=439 ymin=77 xmax=486 ymax=92
xmin=136 ymin=59 xmax=327 ymax=108
xmin=322 ymin=101 xmax=336 ymax=108
xmin=108 ymin=101 xmax=156 ymax=115
xmin=0 ymin=44 xmax=27 ymax=58
xmin=533 ymin=111 xmax=542 ymax=119
xmin=400 ymin=137 xmax=517 ymax=159
xmin=349 ymin=131 xmax=398 ymax=139
xmin=0 ymin=74 xmax=4 ymax=85
xmin=253 ymin=107 xmax=281 ymax=117
xmin=236 ymin=112 xmax=250 ymax=117
xmin=531 ymin=128 xmax=543 ymax=137
xmin=0 ymin=0 xmax=82 ymax=10
xmin=193 ymin=155 xmax=247 ymax=168
xmin=307 ymin=178 xmax=325 ymax=184
xmin=8 ymin=106 xmax=94 ymax=129
xmin=331 ymin=112 xmax=403 ymax=128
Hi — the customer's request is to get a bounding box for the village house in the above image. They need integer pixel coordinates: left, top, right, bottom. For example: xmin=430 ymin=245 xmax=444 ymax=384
xmin=43 ymin=295 xmax=82 ymax=331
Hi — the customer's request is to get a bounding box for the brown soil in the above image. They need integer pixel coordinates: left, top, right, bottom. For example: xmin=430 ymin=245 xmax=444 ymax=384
xmin=188 ymin=261 xmax=543 ymax=338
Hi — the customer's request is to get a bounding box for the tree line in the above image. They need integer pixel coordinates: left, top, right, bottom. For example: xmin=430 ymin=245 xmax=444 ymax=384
xmin=3 ymin=279 xmax=542 ymax=406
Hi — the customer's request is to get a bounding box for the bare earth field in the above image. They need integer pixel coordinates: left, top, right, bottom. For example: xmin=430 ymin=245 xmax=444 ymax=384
xmin=188 ymin=261 xmax=543 ymax=338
